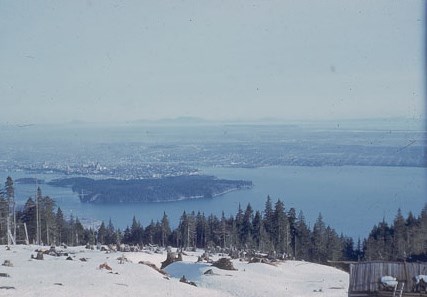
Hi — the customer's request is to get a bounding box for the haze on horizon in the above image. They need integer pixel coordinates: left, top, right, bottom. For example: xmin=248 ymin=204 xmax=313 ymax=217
xmin=0 ymin=1 xmax=424 ymax=125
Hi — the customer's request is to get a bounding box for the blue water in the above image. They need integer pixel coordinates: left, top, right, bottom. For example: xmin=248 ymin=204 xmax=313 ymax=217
xmin=2 ymin=166 xmax=426 ymax=240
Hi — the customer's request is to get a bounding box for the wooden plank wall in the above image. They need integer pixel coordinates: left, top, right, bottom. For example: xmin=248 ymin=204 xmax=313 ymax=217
xmin=349 ymin=262 xmax=427 ymax=293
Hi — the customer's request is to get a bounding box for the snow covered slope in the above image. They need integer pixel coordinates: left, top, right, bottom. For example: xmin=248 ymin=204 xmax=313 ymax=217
xmin=0 ymin=245 xmax=348 ymax=297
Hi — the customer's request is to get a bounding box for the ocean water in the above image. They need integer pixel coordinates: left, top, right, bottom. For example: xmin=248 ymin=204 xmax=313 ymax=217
xmin=1 ymin=165 xmax=426 ymax=240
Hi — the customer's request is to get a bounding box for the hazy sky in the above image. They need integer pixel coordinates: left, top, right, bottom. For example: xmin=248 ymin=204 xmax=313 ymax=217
xmin=0 ymin=0 xmax=424 ymax=124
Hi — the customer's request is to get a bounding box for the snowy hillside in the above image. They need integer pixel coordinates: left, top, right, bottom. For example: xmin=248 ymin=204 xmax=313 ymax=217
xmin=0 ymin=245 xmax=348 ymax=297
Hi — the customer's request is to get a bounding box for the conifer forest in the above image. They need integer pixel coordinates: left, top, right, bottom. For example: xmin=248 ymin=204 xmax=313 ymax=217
xmin=1 ymin=176 xmax=426 ymax=265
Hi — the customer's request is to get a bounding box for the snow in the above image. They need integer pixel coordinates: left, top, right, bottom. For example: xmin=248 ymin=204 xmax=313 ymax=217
xmin=415 ymin=275 xmax=427 ymax=284
xmin=381 ymin=276 xmax=398 ymax=288
xmin=0 ymin=245 xmax=349 ymax=297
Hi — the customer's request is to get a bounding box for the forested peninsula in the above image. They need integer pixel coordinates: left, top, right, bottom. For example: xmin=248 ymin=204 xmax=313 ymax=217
xmin=48 ymin=175 xmax=253 ymax=203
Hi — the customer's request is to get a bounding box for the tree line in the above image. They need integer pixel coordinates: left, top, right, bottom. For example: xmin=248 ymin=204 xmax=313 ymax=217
xmin=0 ymin=177 xmax=426 ymax=264
xmin=363 ymin=207 xmax=427 ymax=261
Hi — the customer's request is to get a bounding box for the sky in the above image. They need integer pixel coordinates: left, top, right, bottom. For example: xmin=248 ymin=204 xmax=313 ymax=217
xmin=0 ymin=0 xmax=425 ymax=124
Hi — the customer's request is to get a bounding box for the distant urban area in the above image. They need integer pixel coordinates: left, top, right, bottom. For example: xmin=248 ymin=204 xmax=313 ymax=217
xmin=0 ymin=121 xmax=425 ymax=180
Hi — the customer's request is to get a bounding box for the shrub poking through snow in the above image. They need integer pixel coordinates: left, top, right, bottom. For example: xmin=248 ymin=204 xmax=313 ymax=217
xmin=212 ymin=258 xmax=236 ymax=271
xmin=99 ymin=263 xmax=112 ymax=271
xmin=31 ymin=251 xmax=44 ymax=260
xmin=180 ymin=275 xmax=197 ymax=287
xmin=197 ymin=252 xmax=212 ymax=263
xmin=203 ymin=269 xmax=214 ymax=275
xmin=161 ymin=252 xmax=182 ymax=269
xmin=138 ymin=261 xmax=168 ymax=275
xmin=2 ymin=260 xmax=13 ymax=267
xmin=117 ymin=255 xmax=129 ymax=264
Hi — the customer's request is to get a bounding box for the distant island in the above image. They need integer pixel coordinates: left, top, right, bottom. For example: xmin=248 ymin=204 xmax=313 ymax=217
xmin=48 ymin=175 xmax=253 ymax=203
xmin=15 ymin=177 xmax=45 ymax=185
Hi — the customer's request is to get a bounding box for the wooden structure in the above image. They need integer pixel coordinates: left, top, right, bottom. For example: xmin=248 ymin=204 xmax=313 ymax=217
xmin=349 ymin=261 xmax=427 ymax=297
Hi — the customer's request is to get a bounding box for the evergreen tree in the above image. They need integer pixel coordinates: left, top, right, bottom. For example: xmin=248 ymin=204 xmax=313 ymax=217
xmin=84 ymin=227 xmax=96 ymax=245
xmin=75 ymin=217 xmax=85 ymax=245
xmin=325 ymin=227 xmax=342 ymax=261
xmin=34 ymin=187 xmax=43 ymax=244
xmin=123 ymin=226 xmax=131 ymax=244
xmin=405 ymin=211 xmax=418 ymax=257
xmin=252 ymin=210 xmax=263 ymax=249
xmin=392 ymin=208 xmax=407 ymax=259
xmin=263 ymin=196 xmax=274 ymax=239
xmin=97 ymin=221 xmax=107 ymax=244
xmin=105 ymin=219 xmax=116 ymax=244
xmin=234 ymin=204 xmax=244 ymax=247
xmin=153 ymin=221 xmax=162 ymax=245
xmin=312 ymin=213 xmax=327 ymax=263
xmin=288 ymin=207 xmax=297 ymax=258
xmin=273 ymin=199 xmax=289 ymax=254
xmin=416 ymin=204 xmax=427 ymax=255
xmin=355 ymin=238 xmax=363 ymax=261
xmin=144 ymin=220 xmax=156 ymax=245
xmin=5 ymin=177 xmax=15 ymax=243
xmin=363 ymin=219 xmax=393 ymax=261
xmin=187 ymin=211 xmax=196 ymax=248
xmin=342 ymin=236 xmax=356 ymax=261
xmin=67 ymin=214 xmax=76 ymax=245
xmin=295 ymin=211 xmax=311 ymax=260
xmin=195 ymin=212 xmax=207 ymax=248
xmin=219 ymin=212 xmax=230 ymax=248
xmin=130 ymin=216 xmax=143 ymax=245
xmin=178 ymin=212 xmax=189 ymax=248
xmin=0 ymin=191 xmax=7 ymax=244
xmin=21 ymin=198 xmax=37 ymax=243
xmin=206 ymin=213 xmax=220 ymax=247
xmin=161 ymin=212 xmax=171 ymax=247
xmin=55 ymin=207 xmax=66 ymax=245
xmin=240 ymin=203 xmax=253 ymax=248
xmin=39 ymin=195 xmax=56 ymax=245
xmin=253 ymin=210 xmax=271 ymax=251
